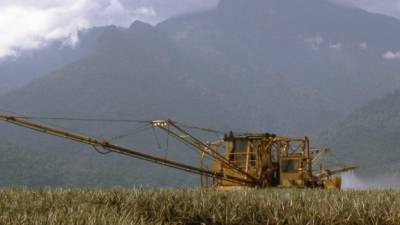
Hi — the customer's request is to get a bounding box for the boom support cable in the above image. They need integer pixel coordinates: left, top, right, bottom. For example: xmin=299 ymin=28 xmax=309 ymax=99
xmin=152 ymin=120 xmax=259 ymax=183
xmin=0 ymin=114 xmax=255 ymax=186
xmin=108 ymin=123 xmax=151 ymax=141
xmin=5 ymin=116 xmax=151 ymax=123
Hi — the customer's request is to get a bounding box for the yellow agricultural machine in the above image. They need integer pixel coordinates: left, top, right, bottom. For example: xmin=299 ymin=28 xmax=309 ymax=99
xmin=0 ymin=114 xmax=356 ymax=189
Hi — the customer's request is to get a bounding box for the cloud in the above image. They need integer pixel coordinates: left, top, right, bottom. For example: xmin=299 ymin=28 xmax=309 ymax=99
xmin=329 ymin=42 xmax=343 ymax=49
xmin=0 ymin=0 xmax=159 ymax=58
xmin=119 ymin=0 xmax=218 ymax=19
xmin=359 ymin=42 xmax=368 ymax=50
xmin=330 ymin=0 xmax=400 ymax=20
xmin=102 ymin=0 xmax=156 ymax=27
xmin=383 ymin=51 xmax=400 ymax=60
xmin=305 ymin=34 xmax=324 ymax=50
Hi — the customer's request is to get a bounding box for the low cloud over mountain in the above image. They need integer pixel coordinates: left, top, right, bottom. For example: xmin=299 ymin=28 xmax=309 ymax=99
xmin=2 ymin=0 xmax=400 ymax=59
xmin=0 ymin=0 xmax=158 ymax=58
xmin=330 ymin=0 xmax=400 ymax=19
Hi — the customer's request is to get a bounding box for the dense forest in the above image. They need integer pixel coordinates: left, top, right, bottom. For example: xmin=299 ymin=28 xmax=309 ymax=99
xmin=1 ymin=0 xmax=400 ymax=186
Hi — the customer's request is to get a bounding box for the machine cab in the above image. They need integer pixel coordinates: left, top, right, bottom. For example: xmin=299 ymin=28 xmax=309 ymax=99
xmin=279 ymin=155 xmax=308 ymax=187
xmin=208 ymin=132 xmax=314 ymax=189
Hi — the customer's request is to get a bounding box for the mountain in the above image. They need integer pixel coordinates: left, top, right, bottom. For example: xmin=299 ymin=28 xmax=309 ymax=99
xmin=0 ymin=21 xmax=224 ymax=187
xmin=0 ymin=140 xmax=195 ymax=187
xmin=319 ymin=90 xmax=400 ymax=176
xmin=0 ymin=27 xmax=105 ymax=96
xmin=158 ymin=0 xmax=400 ymax=125
xmin=2 ymin=0 xmax=400 ymax=186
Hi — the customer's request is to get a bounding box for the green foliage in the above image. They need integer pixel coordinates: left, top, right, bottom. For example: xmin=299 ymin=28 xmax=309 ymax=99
xmin=0 ymin=142 xmax=197 ymax=187
xmin=0 ymin=27 xmax=103 ymax=95
xmin=0 ymin=188 xmax=399 ymax=225
xmin=2 ymin=0 xmax=400 ymax=186
xmin=319 ymin=90 xmax=400 ymax=175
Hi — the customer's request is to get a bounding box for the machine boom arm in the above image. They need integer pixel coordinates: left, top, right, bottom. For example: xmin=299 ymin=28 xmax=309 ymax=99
xmin=151 ymin=120 xmax=259 ymax=183
xmin=0 ymin=114 xmax=254 ymax=185
xmin=315 ymin=165 xmax=358 ymax=178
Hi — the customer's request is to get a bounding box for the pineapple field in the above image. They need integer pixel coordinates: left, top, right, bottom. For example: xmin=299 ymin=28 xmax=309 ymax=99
xmin=0 ymin=188 xmax=398 ymax=225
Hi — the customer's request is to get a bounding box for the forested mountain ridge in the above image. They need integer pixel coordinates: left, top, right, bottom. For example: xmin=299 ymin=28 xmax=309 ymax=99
xmin=0 ymin=27 xmax=106 ymax=95
xmin=319 ymin=90 xmax=400 ymax=175
xmin=1 ymin=0 xmax=400 ymax=186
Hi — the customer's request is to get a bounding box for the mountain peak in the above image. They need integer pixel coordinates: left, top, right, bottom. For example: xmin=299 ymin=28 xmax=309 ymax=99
xmin=218 ymin=0 xmax=269 ymax=12
xmin=217 ymin=0 xmax=333 ymax=14
xmin=129 ymin=20 xmax=154 ymax=31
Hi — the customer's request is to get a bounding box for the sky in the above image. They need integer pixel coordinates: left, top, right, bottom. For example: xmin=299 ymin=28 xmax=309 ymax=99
xmin=0 ymin=0 xmax=217 ymax=58
xmin=0 ymin=0 xmax=399 ymax=58
xmin=331 ymin=0 xmax=400 ymax=19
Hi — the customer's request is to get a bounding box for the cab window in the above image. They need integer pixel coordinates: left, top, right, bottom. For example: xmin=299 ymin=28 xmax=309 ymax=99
xmin=281 ymin=159 xmax=299 ymax=172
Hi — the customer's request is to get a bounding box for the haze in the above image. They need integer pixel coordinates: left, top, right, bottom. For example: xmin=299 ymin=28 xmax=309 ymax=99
xmin=0 ymin=0 xmax=400 ymax=58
